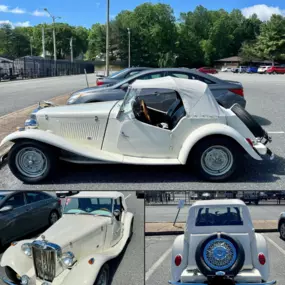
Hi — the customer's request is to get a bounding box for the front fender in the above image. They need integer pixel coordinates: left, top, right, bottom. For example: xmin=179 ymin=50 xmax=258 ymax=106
xmin=178 ymin=123 xmax=261 ymax=164
xmin=253 ymin=233 xmax=270 ymax=281
xmin=61 ymin=254 xmax=110 ymax=285
xmin=1 ymin=129 xmax=123 ymax=163
xmin=171 ymin=235 xmax=188 ymax=282
xmin=0 ymin=240 xmax=34 ymax=276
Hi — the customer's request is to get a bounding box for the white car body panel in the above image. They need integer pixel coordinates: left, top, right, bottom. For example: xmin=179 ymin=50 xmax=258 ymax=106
xmin=170 ymin=200 xmax=271 ymax=284
xmin=1 ymin=191 xmax=134 ymax=285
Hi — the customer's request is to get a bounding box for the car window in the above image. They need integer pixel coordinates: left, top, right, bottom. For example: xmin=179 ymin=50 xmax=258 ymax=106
xmin=3 ymin=193 xmax=25 ymax=208
xmin=138 ymin=72 xmax=164 ymax=80
xmin=168 ymin=72 xmax=189 ymax=79
xmin=0 ymin=195 xmax=6 ymax=201
xmin=25 ymin=192 xmax=50 ymax=204
xmin=190 ymin=73 xmax=215 ymax=84
xmin=125 ymin=71 xmax=140 ymax=78
xmin=195 ymin=206 xmax=244 ymax=226
xmin=114 ymin=197 xmax=123 ymax=211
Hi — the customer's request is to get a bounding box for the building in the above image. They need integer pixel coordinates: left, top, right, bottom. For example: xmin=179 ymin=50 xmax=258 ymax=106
xmin=214 ymin=56 xmax=274 ymax=69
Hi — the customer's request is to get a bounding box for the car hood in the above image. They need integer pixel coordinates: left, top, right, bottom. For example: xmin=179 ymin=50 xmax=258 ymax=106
xmin=36 ymin=100 xmax=118 ymax=119
xmin=36 ymin=214 xmax=110 ymax=250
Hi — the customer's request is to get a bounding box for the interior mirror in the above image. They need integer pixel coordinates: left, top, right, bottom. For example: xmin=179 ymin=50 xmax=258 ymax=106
xmin=120 ymin=83 xmax=129 ymax=91
xmin=113 ymin=209 xmax=121 ymax=217
xmin=0 ymin=205 xmax=13 ymax=213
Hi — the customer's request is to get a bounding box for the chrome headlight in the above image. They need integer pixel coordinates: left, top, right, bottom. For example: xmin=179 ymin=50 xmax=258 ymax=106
xmin=20 ymin=275 xmax=30 ymax=285
xmin=21 ymin=243 xmax=32 ymax=257
xmin=61 ymin=251 xmax=75 ymax=268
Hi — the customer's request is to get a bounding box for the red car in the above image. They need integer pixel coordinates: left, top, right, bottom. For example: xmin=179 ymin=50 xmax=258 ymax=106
xmin=266 ymin=66 xmax=285 ymax=74
xmin=198 ymin=67 xmax=218 ymax=74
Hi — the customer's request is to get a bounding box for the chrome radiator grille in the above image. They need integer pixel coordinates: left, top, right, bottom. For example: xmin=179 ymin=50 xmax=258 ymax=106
xmin=32 ymin=243 xmax=57 ymax=282
xmin=59 ymin=122 xmax=100 ymax=140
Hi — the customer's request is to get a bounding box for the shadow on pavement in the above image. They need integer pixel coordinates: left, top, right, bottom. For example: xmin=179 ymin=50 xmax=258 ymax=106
xmin=33 ymin=154 xmax=285 ymax=185
xmin=252 ymin=115 xmax=272 ymax=126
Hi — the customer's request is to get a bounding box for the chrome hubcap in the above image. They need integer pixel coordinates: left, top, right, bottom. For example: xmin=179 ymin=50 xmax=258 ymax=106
xmin=201 ymin=146 xmax=233 ymax=176
xmin=15 ymin=147 xmax=48 ymax=178
xmin=281 ymin=224 xmax=285 ymax=238
xmin=50 ymin=213 xmax=58 ymax=224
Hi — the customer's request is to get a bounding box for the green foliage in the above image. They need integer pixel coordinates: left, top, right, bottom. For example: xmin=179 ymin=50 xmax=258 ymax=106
xmin=2 ymin=4 xmax=285 ymax=67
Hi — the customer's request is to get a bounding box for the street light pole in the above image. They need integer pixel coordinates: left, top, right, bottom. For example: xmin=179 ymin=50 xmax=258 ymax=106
xmin=70 ymin=37 xmax=74 ymax=63
xmin=30 ymin=36 xmax=33 ymax=56
xmin=127 ymin=28 xmax=131 ymax=68
xmin=44 ymin=8 xmax=61 ymax=61
xmin=105 ymin=0 xmax=110 ymax=76
xmin=42 ymin=26 xmax=46 ymax=59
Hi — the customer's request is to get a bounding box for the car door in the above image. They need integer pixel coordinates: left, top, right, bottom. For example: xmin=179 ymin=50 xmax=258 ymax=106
xmin=0 ymin=192 xmax=31 ymax=244
xmin=25 ymin=192 xmax=54 ymax=230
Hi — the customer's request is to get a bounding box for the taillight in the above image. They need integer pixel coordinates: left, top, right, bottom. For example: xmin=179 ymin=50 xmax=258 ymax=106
xmin=229 ymin=88 xmax=244 ymax=97
xmin=246 ymin=138 xmax=253 ymax=147
xmin=97 ymin=80 xmax=104 ymax=86
xmin=58 ymin=199 xmax=61 ymax=206
xmin=174 ymin=254 xmax=182 ymax=266
xmin=258 ymin=253 xmax=266 ymax=265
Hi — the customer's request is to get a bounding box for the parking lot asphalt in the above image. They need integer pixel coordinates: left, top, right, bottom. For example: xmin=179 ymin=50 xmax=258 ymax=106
xmin=145 ymin=232 xmax=285 ymax=285
xmin=0 ymin=191 xmax=144 ymax=285
xmin=1 ymin=73 xmax=285 ymax=190
xmin=145 ymin=204 xmax=284 ymax=222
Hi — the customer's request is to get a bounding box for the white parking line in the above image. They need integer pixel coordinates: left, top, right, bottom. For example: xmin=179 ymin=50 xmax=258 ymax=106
xmin=125 ymin=194 xmax=131 ymax=200
xmin=263 ymin=235 xmax=285 ymax=256
xmin=268 ymin=131 xmax=285 ymax=134
xmin=145 ymin=247 xmax=172 ymax=281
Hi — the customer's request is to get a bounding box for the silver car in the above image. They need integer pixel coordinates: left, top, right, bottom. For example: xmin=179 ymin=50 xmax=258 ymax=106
xmin=0 ymin=191 xmax=62 ymax=248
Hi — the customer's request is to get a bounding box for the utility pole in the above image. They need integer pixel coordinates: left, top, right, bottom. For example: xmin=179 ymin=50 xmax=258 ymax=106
xmin=44 ymin=8 xmax=61 ymax=61
xmin=105 ymin=0 xmax=110 ymax=76
xmin=30 ymin=36 xmax=33 ymax=56
xmin=70 ymin=37 xmax=74 ymax=63
xmin=42 ymin=26 xmax=46 ymax=58
xmin=127 ymin=28 xmax=131 ymax=68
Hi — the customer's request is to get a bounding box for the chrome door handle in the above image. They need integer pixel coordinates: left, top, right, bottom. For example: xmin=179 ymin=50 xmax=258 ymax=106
xmin=121 ymin=132 xmax=129 ymax=138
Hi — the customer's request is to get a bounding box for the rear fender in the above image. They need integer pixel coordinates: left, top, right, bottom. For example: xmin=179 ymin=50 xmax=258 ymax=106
xmin=171 ymin=235 xmax=188 ymax=282
xmin=178 ymin=123 xmax=261 ymax=164
xmin=252 ymin=233 xmax=269 ymax=281
xmin=61 ymin=254 xmax=110 ymax=285
xmin=0 ymin=240 xmax=34 ymax=276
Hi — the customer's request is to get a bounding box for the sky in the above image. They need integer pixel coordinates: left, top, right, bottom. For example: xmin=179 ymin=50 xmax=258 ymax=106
xmin=0 ymin=0 xmax=285 ymax=28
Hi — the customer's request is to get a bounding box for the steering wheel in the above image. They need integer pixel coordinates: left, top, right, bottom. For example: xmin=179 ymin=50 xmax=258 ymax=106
xmin=140 ymin=100 xmax=151 ymax=123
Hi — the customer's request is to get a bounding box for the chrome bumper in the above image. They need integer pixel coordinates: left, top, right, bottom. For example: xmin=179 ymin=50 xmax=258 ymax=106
xmin=169 ymin=280 xmax=277 ymax=285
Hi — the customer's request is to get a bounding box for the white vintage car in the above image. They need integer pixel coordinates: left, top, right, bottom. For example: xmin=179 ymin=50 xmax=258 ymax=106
xmin=169 ymin=199 xmax=276 ymax=285
xmin=0 ymin=76 xmax=273 ymax=183
xmin=1 ymin=191 xmax=134 ymax=285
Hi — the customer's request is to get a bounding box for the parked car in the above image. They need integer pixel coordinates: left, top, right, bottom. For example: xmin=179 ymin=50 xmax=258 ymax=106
xmin=233 ymin=66 xmax=247 ymax=73
xmin=169 ymin=199 xmax=276 ymax=285
xmin=236 ymin=191 xmax=260 ymax=205
xmin=0 ymin=191 xmax=133 ymax=285
xmin=96 ymin=67 xmax=151 ymax=86
xmin=221 ymin=67 xmax=233 ymax=72
xmin=246 ymin=66 xmax=258 ymax=73
xmin=258 ymin=66 xmax=272 ymax=74
xmin=64 ymin=68 xmax=246 ymax=109
xmin=259 ymin=192 xmax=268 ymax=200
xmin=136 ymin=191 xmax=145 ymax=199
xmin=278 ymin=211 xmax=285 ymax=240
xmin=0 ymin=191 xmax=61 ymax=248
xmin=1 ymin=76 xmax=273 ymax=184
xmin=198 ymin=67 xmax=218 ymax=74
xmin=266 ymin=66 xmax=285 ymax=74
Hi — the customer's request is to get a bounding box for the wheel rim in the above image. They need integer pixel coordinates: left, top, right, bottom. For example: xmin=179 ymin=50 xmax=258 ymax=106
xmin=50 ymin=212 xmax=58 ymax=224
xmin=15 ymin=147 xmax=48 ymax=178
xmin=201 ymin=145 xmax=234 ymax=176
xmin=281 ymin=224 xmax=285 ymax=238
xmin=97 ymin=269 xmax=108 ymax=285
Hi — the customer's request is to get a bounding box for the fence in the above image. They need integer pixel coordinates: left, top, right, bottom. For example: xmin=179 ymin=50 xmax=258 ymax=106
xmin=0 ymin=57 xmax=95 ymax=80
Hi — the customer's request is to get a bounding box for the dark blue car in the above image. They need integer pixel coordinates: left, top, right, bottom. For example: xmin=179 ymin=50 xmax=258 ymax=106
xmin=246 ymin=66 xmax=258 ymax=73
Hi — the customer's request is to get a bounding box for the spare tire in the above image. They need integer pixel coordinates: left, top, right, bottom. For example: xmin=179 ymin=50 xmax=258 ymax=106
xmin=231 ymin=104 xmax=265 ymax=138
xmin=195 ymin=233 xmax=245 ymax=277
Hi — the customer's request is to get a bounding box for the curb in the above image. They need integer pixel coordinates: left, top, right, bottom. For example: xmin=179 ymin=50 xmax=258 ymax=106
xmin=145 ymin=228 xmax=278 ymax=236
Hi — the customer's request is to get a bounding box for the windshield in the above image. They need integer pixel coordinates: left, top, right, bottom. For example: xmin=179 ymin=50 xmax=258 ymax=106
xmin=195 ymin=206 xmax=244 ymax=226
xmin=120 ymin=87 xmax=140 ymax=113
xmin=109 ymin=69 xmax=128 ymax=78
xmin=63 ymin=197 xmax=113 ymax=216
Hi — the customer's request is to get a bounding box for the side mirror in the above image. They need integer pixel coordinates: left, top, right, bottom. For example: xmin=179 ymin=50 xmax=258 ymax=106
xmin=120 ymin=83 xmax=129 ymax=91
xmin=113 ymin=209 xmax=121 ymax=217
xmin=0 ymin=205 xmax=13 ymax=213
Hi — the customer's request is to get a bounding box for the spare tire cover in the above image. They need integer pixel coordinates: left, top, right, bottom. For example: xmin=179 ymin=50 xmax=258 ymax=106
xmin=195 ymin=233 xmax=245 ymax=277
xmin=231 ymin=103 xmax=266 ymax=138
